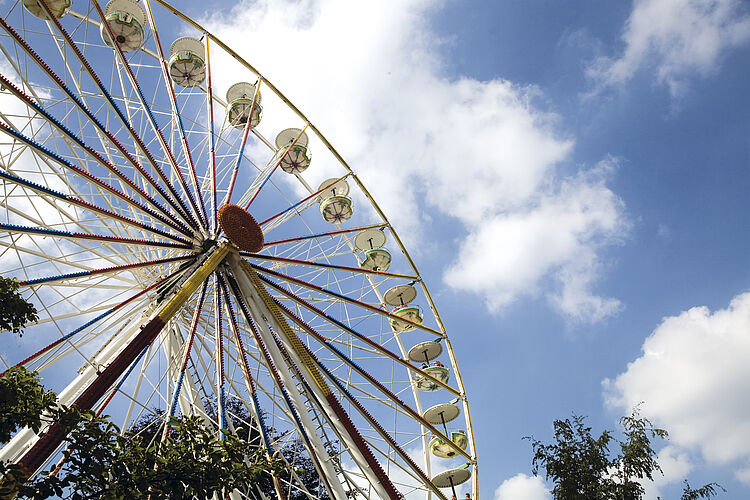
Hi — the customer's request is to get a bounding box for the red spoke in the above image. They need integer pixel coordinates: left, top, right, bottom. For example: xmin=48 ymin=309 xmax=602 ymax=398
xmin=261 ymin=224 xmax=386 ymax=247
xmin=0 ymin=222 xmax=192 ymax=250
xmin=202 ymin=35 xmax=219 ymax=232
xmin=243 ymin=252 xmax=417 ymax=279
xmin=248 ymin=262 xmax=443 ymax=337
xmin=2 ymin=270 xmax=181 ymax=377
xmin=19 ymin=255 xmax=195 ymax=287
xmin=0 ymin=14 xmax=198 ymax=230
xmin=0 ymin=170 xmax=192 ymax=245
xmin=143 ymin=0 xmax=208 ymax=228
xmin=0 ymin=76 xmax=194 ymax=237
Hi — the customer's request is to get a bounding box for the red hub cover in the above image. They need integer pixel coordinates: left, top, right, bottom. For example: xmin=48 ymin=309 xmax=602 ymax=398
xmin=218 ymin=204 xmax=264 ymax=252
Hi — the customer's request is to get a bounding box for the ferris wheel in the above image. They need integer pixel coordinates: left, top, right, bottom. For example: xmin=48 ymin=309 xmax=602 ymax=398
xmin=0 ymin=1 xmax=478 ymax=498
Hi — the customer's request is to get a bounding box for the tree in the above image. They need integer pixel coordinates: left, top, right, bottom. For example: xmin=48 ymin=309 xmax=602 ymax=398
xmin=679 ymin=481 xmax=726 ymax=500
xmin=277 ymin=438 xmax=328 ymax=500
xmin=526 ymin=408 xmax=723 ymax=500
xmin=0 ymin=371 xmax=283 ymax=499
xmin=126 ymin=400 xmax=329 ymax=499
xmin=20 ymin=413 xmax=280 ymax=499
xmin=0 ymin=282 xmax=47 ymax=441
xmin=0 ymin=367 xmax=58 ymax=443
xmin=0 ymin=367 xmax=80 ymax=499
xmin=0 ymin=276 xmax=38 ymax=335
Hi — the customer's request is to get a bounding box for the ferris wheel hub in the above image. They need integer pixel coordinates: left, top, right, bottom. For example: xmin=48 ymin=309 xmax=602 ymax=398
xmin=218 ymin=204 xmax=264 ymax=252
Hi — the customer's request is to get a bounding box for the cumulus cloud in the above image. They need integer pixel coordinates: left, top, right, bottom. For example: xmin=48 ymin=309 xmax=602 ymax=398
xmin=604 ymin=292 xmax=750 ymax=478
xmin=494 ymin=473 xmax=551 ymax=500
xmin=203 ymin=0 xmax=628 ymax=322
xmin=444 ymin=160 xmax=627 ymax=321
xmin=589 ymin=0 xmax=750 ymax=95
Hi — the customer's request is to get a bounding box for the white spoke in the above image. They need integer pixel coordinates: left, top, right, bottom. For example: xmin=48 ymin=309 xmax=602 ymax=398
xmin=0 ymin=1 xmax=477 ymax=497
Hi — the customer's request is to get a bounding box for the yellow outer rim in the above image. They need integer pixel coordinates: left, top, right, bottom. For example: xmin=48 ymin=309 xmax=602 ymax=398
xmin=148 ymin=1 xmax=479 ymax=495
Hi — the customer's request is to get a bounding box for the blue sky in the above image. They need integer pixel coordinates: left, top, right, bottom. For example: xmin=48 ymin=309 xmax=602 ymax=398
xmin=187 ymin=0 xmax=750 ymax=498
xmin=0 ymin=0 xmax=747 ymax=498
xmin=193 ymin=0 xmax=749 ymax=497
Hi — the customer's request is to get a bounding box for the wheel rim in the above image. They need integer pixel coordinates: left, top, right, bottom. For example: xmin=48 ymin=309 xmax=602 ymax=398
xmin=0 ymin=1 xmax=478 ymax=498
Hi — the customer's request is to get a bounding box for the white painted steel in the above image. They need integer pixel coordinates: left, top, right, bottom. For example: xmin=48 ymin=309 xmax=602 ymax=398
xmin=0 ymin=1 xmax=478 ymax=497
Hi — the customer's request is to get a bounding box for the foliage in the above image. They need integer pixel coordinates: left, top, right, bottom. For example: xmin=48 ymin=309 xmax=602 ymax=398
xmin=613 ymin=409 xmax=669 ymax=499
xmin=0 ymin=276 xmax=38 ymax=335
xmin=526 ymin=408 xmax=723 ymax=500
xmin=6 ymin=412 xmax=282 ymax=499
xmin=126 ymin=399 xmax=329 ymax=499
xmin=276 ymin=438 xmax=328 ymax=500
xmin=0 ymin=404 xmax=89 ymax=499
xmin=0 ymin=278 xmax=310 ymax=498
xmin=61 ymin=414 xmax=276 ymax=499
xmin=0 ymin=371 xmax=284 ymax=499
xmin=527 ymin=414 xmax=617 ymax=499
xmin=0 ymin=367 xmax=58 ymax=443
xmin=678 ymin=481 xmax=725 ymax=500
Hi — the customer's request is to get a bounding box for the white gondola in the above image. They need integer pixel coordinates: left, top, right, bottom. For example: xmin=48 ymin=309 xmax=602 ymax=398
xmin=168 ymin=37 xmax=205 ymax=87
xmin=275 ymin=144 xmax=310 ymax=174
xmin=354 ymin=228 xmax=387 ymax=252
xmin=409 ymin=341 xmax=447 ymax=391
xmin=390 ymin=304 xmax=423 ymax=332
xmin=423 ymin=403 xmax=467 ymax=459
xmin=100 ymin=0 xmax=147 ymax=53
xmin=355 ymin=228 xmax=390 ymax=270
xmin=318 ymin=178 xmax=352 ymax=223
xmin=387 ymin=283 xmax=427 ymax=331
xmin=407 ymin=341 xmax=442 ymax=364
xmin=423 ymin=402 xmax=460 ymax=426
xmin=22 ymin=0 xmax=70 ymax=19
xmin=275 ymin=128 xmax=310 ymax=174
xmin=320 ymin=195 xmax=352 ymax=223
xmin=226 ymin=82 xmax=262 ymax=130
xmin=385 ymin=284 xmax=417 ymax=307
xmin=430 ymin=430 xmax=468 ymax=458
xmin=318 ymin=177 xmax=349 ymax=198
xmin=415 ymin=362 xmax=450 ymax=392
xmin=359 ymin=248 xmax=391 ymax=272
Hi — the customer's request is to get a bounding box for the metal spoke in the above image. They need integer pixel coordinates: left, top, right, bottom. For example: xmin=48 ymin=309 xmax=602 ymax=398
xmin=0 ymin=2 xmax=478 ymax=496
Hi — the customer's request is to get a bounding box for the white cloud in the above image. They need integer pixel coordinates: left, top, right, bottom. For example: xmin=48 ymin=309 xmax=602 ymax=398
xmin=604 ymin=292 xmax=750 ymax=478
xmin=445 ymin=161 xmax=627 ymax=322
xmin=589 ymin=0 xmax=750 ymax=96
xmin=735 ymin=465 xmax=750 ymax=486
xmin=642 ymin=445 xmax=693 ymax=500
xmin=204 ymin=0 xmax=628 ymax=322
xmin=494 ymin=473 xmax=551 ymax=500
